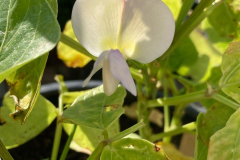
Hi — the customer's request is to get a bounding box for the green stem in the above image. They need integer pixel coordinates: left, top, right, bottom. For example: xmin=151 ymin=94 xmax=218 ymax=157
xmin=142 ymin=67 xmax=151 ymax=97
xmin=150 ymin=122 xmax=196 ymax=142
xmin=0 ymin=140 xmax=14 ymax=160
xmin=137 ymin=82 xmax=145 ymax=138
xmin=129 ymin=68 xmax=144 ymax=83
xmin=147 ymin=90 xmax=209 ymax=108
xmin=87 ymin=121 xmax=145 ymax=160
xmin=87 ymin=141 xmax=107 ymax=160
xmin=60 ymin=33 xmax=96 ymax=60
xmin=59 ymin=125 xmax=77 ymax=160
xmin=108 ymin=120 xmax=145 ymax=143
xmin=212 ymin=93 xmax=240 ymax=110
xmin=163 ymin=77 xmax=170 ymax=142
xmin=51 ymin=94 xmax=64 ymax=160
xmin=159 ymin=0 xmax=223 ymax=61
xmin=170 ymin=104 xmax=187 ymax=130
xmin=103 ymin=130 xmax=109 ymax=140
xmin=175 ymin=0 xmax=195 ymax=30
xmin=167 ymin=76 xmax=178 ymax=96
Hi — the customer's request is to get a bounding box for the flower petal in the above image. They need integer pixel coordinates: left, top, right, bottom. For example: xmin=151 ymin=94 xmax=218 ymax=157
xmin=72 ymin=0 xmax=124 ymax=57
xmin=83 ymin=51 xmax=107 ymax=87
xmin=119 ymin=0 xmax=175 ymax=63
xmin=109 ymin=50 xmax=137 ymax=96
xmin=102 ymin=51 xmax=119 ymax=96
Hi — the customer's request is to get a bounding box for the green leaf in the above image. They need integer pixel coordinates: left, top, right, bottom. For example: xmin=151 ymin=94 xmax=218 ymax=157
xmin=201 ymin=18 xmax=233 ymax=53
xmin=207 ymin=0 xmax=240 ymax=40
xmin=63 ymin=120 xmax=120 ymax=152
xmin=157 ymin=142 xmax=193 ymax=160
xmin=194 ymin=114 xmax=208 ymax=160
xmin=0 ymin=0 xmax=60 ymax=83
xmin=208 ymin=107 xmax=240 ymax=159
xmin=0 ymin=94 xmax=57 ymax=149
xmin=60 ymin=85 xmax=126 ymax=131
xmin=219 ymin=41 xmax=240 ymax=103
xmin=199 ymin=103 xmax=235 ymax=145
xmin=62 ymin=91 xmax=90 ymax=104
xmin=46 ymin=0 xmax=58 ymax=15
xmin=169 ymin=30 xmax=222 ymax=82
xmin=101 ymin=138 xmax=168 ymax=160
xmin=162 ymin=0 xmax=182 ymax=20
xmin=5 ymin=54 xmax=48 ymax=124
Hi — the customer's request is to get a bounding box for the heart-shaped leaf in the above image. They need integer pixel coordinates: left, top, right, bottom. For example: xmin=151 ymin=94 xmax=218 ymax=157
xmin=101 ymin=138 xmax=168 ymax=160
xmin=219 ymin=41 xmax=240 ymax=103
xmin=199 ymin=102 xmax=235 ymax=145
xmin=208 ymin=107 xmax=240 ymax=159
xmin=6 ymin=54 xmax=48 ymax=124
xmin=0 ymin=0 xmax=60 ymax=83
xmin=194 ymin=114 xmax=208 ymax=160
xmin=63 ymin=120 xmax=120 ymax=152
xmin=61 ymin=85 xmax=126 ymax=131
xmin=0 ymin=94 xmax=57 ymax=149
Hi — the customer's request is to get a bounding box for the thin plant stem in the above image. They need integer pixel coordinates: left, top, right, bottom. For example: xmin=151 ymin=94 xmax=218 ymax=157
xmin=175 ymin=0 xmax=195 ymax=30
xmin=137 ymin=82 xmax=145 ymax=138
xmin=212 ymin=93 xmax=240 ymax=110
xmin=163 ymin=77 xmax=170 ymax=142
xmin=129 ymin=67 xmax=144 ymax=83
xmin=142 ymin=67 xmax=152 ymax=97
xmin=108 ymin=120 xmax=145 ymax=142
xmin=51 ymin=94 xmax=64 ymax=160
xmin=0 ymin=140 xmax=14 ymax=160
xmin=151 ymin=122 xmax=196 ymax=142
xmin=147 ymin=90 xmax=209 ymax=107
xmin=87 ymin=121 xmax=145 ymax=160
xmin=87 ymin=141 xmax=107 ymax=160
xmin=159 ymin=0 xmax=223 ymax=61
xmin=59 ymin=125 xmax=77 ymax=160
xmin=170 ymin=104 xmax=187 ymax=130
xmin=60 ymin=33 xmax=96 ymax=60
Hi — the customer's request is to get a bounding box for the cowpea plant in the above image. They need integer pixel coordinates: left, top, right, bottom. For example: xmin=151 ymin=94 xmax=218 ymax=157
xmin=0 ymin=0 xmax=240 ymax=160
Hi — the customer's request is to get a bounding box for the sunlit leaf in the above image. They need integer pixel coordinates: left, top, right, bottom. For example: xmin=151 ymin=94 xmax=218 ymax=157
xmin=198 ymin=103 xmax=235 ymax=145
xmin=60 ymin=85 xmax=126 ymax=131
xmin=0 ymin=94 xmax=57 ymax=149
xmin=0 ymin=0 xmax=60 ymax=83
xmin=46 ymin=0 xmax=58 ymax=15
xmin=208 ymin=108 xmax=240 ymax=160
xmin=207 ymin=0 xmax=240 ymax=40
xmin=169 ymin=30 xmax=222 ymax=82
xmin=62 ymin=91 xmax=89 ymax=105
xmin=5 ymin=55 xmax=48 ymax=124
xmin=201 ymin=18 xmax=233 ymax=53
xmin=156 ymin=142 xmax=193 ymax=160
xmin=219 ymin=41 xmax=240 ymax=103
xmin=194 ymin=114 xmax=208 ymax=160
xmin=63 ymin=120 xmax=120 ymax=152
xmin=2 ymin=0 xmax=59 ymax=124
xmin=101 ymin=138 xmax=168 ymax=160
xmin=57 ymin=20 xmax=91 ymax=68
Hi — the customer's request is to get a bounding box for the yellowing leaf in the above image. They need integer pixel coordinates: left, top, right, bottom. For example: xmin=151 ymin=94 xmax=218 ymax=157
xmin=57 ymin=20 xmax=91 ymax=68
xmin=156 ymin=142 xmax=193 ymax=160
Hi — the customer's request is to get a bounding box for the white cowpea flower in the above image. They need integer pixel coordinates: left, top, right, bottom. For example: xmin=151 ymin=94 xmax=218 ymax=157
xmin=72 ymin=0 xmax=175 ymax=96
